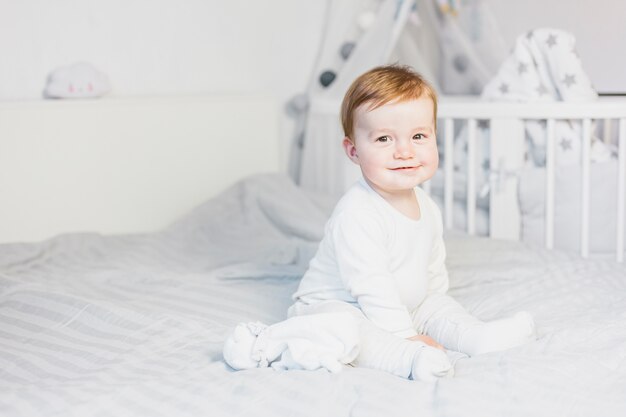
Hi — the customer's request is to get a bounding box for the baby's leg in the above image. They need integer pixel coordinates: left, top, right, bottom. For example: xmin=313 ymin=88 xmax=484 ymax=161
xmin=290 ymin=300 xmax=452 ymax=381
xmin=412 ymin=294 xmax=536 ymax=357
xmin=355 ymin=318 xmax=452 ymax=381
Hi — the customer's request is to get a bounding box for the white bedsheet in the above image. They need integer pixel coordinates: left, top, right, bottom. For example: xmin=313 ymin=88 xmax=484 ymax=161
xmin=1 ymin=173 xmax=625 ymax=417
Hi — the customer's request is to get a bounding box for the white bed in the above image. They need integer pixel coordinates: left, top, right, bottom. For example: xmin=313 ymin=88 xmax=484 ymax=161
xmin=1 ymin=95 xmax=625 ymax=417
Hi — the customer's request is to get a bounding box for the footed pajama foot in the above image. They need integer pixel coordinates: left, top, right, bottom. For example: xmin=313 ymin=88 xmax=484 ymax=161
xmin=410 ymin=345 xmax=454 ymax=382
xmin=459 ymin=311 xmax=536 ymax=356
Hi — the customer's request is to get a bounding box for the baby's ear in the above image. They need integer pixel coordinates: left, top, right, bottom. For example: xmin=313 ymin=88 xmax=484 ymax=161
xmin=342 ymin=137 xmax=359 ymax=164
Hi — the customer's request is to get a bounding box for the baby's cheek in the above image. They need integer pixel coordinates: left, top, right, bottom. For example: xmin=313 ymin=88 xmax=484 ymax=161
xmin=422 ymin=147 xmax=439 ymax=164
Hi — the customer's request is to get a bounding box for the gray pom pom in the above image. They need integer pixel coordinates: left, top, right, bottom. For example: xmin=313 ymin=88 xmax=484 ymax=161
xmin=340 ymin=42 xmax=355 ymax=60
xmin=453 ymin=54 xmax=469 ymax=73
xmin=320 ymin=70 xmax=336 ymax=87
xmin=285 ymin=94 xmax=309 ymax=117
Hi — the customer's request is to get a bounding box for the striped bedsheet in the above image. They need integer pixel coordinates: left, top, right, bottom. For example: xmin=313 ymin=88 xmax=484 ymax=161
xmin=1 ymin=173 xmax=625 ymax=417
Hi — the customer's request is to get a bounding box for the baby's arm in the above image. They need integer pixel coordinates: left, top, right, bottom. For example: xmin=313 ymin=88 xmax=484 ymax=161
xmin=332 ymin=210 xmax=418 ymax=339
xmin=412 ymin=206 xmax=476 ymax=329
xmin=425 ymin=232 xmax=450 ymax=296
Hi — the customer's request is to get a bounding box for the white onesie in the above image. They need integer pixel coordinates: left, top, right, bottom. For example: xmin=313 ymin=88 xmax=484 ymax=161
xmin=291 ymin=178 xmax=448 ymax=338
xmin=290 ymin=178 xmax=535 ymax=371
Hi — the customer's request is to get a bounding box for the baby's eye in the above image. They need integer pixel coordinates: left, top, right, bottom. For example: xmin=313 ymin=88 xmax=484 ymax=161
xmin=376 ymin=135 xmax=390 ymax=142
xmin=413 ymin=133 xmax=426 ymax=140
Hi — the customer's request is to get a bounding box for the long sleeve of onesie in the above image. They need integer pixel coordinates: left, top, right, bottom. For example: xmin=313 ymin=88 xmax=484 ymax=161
xmin=411 ymin=206 xmax=470 ymax=333
xmin=331 ymin=210 xmax=418 ymax=339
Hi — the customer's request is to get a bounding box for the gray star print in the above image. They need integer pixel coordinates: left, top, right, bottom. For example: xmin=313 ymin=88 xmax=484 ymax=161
xmin=499 ymin=83 xmax=509 ymax=94
xmin=546 ymin=34 xmax=557 ymax=48
xmin=526 ymin=30 xmax=534 ymax=40
xmin=518 ymin=62 xmax=528 ymax=75
xmin=562 ymin=74 xmax=577 ymax=88
xmin=560 ymin=138 xmax=572 ymax=151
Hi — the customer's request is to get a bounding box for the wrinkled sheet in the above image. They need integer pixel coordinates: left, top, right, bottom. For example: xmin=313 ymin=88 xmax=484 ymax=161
xmin=1 ymin=173 xmax=625 ymax=417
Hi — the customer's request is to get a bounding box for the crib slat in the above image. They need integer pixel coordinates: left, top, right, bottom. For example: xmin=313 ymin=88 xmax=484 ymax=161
xmin=545 ymin=119 xmax=556 ymax=249
xmin=617 ymin=118 xmax=626 ymax=262
xmin=604 ymin=118 xmax=612 ymax=145
xmin=581 ymin=118 xmax=592 ymax=258
xmin=444 ymin=118 xmax=454 ymax=230
xmin=467 ymin=119 xmax=477 ymax=235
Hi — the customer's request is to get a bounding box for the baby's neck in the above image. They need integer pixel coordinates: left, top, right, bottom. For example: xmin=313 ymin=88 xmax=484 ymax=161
xmin=378 ymin=189 xmax=421 ymax=221
xmin=362 ymin=178 xmax=422 ymax=221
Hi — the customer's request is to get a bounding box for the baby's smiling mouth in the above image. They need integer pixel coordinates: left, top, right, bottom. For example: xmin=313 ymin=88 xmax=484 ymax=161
xmin=390 ymin=166 xmax=418 ymax=170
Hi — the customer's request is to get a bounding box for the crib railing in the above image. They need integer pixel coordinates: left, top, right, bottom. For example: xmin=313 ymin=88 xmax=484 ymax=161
xmin=438 ymin=96 xmax=626 ymax=262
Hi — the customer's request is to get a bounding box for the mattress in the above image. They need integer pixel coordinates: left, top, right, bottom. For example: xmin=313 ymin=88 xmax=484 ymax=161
xmin=1 ymin=173 xmax=625 ymax=417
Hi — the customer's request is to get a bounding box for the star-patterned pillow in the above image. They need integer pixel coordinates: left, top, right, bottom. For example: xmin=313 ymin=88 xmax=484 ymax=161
xmin=481 ymin=28 xmax=603 ymax=167
xmin=482 ymin=28 xmax=597 ymax=102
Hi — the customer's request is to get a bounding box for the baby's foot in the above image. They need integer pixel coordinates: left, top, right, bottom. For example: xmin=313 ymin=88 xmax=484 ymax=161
xmin=410 ymin=345 xmax=454 ymax=382
xmin=461 ymin=311 xmax=536 ymax=356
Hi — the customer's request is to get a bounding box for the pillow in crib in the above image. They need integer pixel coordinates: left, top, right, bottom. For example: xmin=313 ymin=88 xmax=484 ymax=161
xmin=44 ymin=62 xmax=111 ymax=99
xmin=518 ymin=160 xmax=624 ymax=254
xmin=481 ymin=28 xmax=602 ymax=169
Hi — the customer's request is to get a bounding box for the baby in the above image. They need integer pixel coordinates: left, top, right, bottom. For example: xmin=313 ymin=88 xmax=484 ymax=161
xmin=288 ymin=64 xmax=536 ymax=381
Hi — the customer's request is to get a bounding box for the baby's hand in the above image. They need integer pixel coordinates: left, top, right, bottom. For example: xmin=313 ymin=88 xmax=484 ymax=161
xmin=406 ymin=334 xmax=444 ymax=350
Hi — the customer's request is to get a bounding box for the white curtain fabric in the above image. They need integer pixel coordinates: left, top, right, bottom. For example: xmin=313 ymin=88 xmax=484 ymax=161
xmin=295 ymin=0 xmax=414 ymax=196
xmin=424 ymin=0 xmax=508 ymax=94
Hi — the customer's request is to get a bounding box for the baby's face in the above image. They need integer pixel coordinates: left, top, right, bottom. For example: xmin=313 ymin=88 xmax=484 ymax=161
xmin=344 ymin=97 xmax=438 ymax=198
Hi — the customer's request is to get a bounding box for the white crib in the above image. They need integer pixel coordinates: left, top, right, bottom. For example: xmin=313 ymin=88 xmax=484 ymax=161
xmin=438 ymin=96 xmax=626 ymax=261
xmin=300 ymin=95 xmax=626 ymax=262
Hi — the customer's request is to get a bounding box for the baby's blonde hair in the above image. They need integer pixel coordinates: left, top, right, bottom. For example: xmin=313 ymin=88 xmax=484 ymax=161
xmin=340 ymin=64 xmax=438 ymax=139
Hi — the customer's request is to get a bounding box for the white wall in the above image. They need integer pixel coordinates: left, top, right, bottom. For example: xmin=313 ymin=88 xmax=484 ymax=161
xmin=484 ymin=0 xmax=626 ymax=94
xmin=0 ymin=0 xmax=327 ymax=168
xmin=2 ymin=0 xmax=624 ymax=169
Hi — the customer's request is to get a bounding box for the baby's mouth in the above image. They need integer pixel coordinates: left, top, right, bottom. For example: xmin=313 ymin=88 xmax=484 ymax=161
xmin=390 ymin=166 xmax=418 ymax=171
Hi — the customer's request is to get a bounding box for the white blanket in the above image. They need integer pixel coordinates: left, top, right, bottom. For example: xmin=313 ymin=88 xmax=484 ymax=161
xmin=223 ymin=313 xmax=359 ymax=373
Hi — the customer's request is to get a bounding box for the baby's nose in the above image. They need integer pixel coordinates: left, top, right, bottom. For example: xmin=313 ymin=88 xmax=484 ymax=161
xmin=394 ymin=141 xmax=414 ymax=158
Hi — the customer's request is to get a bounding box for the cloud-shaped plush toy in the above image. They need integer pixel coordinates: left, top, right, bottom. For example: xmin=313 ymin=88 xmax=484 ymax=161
xmin=44 ymin=62 xmax=111 ymax=99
